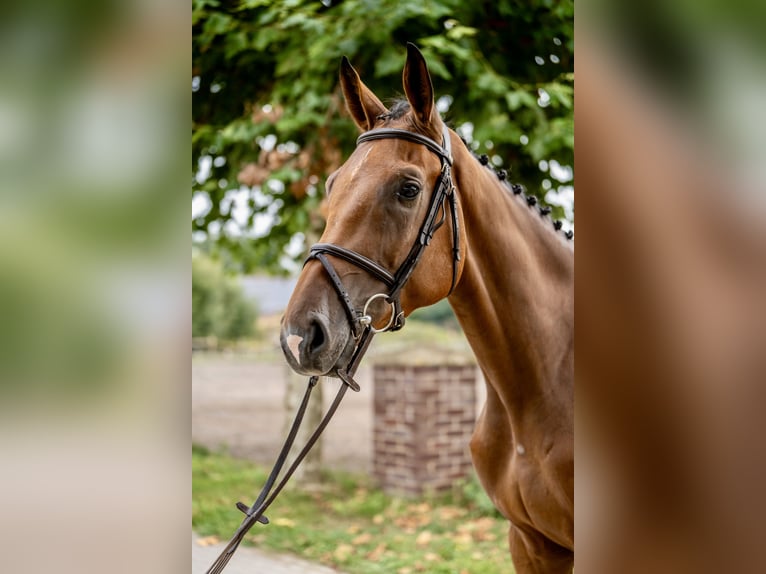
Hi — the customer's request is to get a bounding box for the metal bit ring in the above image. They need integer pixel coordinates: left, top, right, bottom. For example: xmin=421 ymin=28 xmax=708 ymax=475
xmin=360 ymin=293 xmax=397 ymax=333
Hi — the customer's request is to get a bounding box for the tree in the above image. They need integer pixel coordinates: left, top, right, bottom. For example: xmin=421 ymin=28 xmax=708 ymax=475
xmin=192 ymin=0 xmax=573 ymax=273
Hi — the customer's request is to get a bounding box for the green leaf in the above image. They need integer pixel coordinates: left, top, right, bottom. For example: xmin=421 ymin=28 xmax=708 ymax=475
xmin=505 ymin=90 xmax=537 ymax=111
xmin=205 ymin=12 xmax=232 ymax=36
xmin=219 ymin=119 xmax=260 ymax=144
xmin=224 ymin=31 xmax=249 ymax=60
xmin=476 ymin=71 xmax=507 ymax=96
xmin=543 ymin=82 xmax=574 ymax=109
xmin=237 ymin=0 xmax=272 ymax=8
xmin=446 ymin=24 xmax=478 ymax=41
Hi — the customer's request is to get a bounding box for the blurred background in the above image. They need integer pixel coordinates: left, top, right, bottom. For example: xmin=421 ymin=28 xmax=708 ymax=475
xmin=576 ymin=1 xmax=766 ymax=573
xmin=0 ymin=0 xmax=187 ymax=573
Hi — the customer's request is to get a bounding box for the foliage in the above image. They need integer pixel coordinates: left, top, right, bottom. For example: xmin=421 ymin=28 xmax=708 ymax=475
xmin=193 ymin=447 xmax=512 ymax=573
xmin=193 ymin=0 xmax=573 ymax=272
xmin=192 ymin=253 xmax=258 ymax=340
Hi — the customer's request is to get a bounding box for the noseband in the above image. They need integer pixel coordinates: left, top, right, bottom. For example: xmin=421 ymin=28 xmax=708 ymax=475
xmin=306 ymin=123 xmax=461 ymax=336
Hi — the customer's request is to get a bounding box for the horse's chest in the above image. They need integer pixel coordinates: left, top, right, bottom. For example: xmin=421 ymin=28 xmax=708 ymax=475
xmin=471 ymin=425 xmax=573 ymax=549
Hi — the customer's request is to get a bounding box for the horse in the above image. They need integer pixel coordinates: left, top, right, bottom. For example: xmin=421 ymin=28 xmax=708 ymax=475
xmin=280 ymin=44 xmax=574 ymax=574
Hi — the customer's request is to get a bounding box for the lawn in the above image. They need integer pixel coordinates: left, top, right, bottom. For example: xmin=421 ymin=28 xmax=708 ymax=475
xmin=192 ymin=445 xmax=513 ymax=574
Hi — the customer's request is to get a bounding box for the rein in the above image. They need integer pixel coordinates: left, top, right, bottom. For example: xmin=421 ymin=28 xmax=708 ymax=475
xmin=205 ymin=123 xmax=459 ymax=574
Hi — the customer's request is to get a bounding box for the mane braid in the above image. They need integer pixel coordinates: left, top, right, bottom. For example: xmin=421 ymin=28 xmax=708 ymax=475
xmin=376 ymin=99 xmax=412 ymax=122
xmin=466 ymin=147 xmax=573 ymax=242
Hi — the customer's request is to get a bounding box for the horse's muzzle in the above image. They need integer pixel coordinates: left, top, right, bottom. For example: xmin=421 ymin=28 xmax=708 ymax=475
xmin=280 ymin=311 xmax=354 ymax=376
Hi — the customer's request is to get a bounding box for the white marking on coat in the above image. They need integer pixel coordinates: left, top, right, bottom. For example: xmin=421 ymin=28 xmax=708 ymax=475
xmin=286 ymin=334 xmax=303 ymax=362
xmin=349 ymin=147 xmax=373 ymax=181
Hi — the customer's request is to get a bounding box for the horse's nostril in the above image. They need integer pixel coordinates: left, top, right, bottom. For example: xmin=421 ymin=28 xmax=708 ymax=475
xmin=308 ymin=319 xmax=327 ymax=355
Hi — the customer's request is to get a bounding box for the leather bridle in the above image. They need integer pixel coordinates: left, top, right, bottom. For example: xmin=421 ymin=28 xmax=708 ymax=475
xmin=205 ymin=123 xmax=460 ymax=574
xmin=307 ymin=123 xmax=461 ymax=336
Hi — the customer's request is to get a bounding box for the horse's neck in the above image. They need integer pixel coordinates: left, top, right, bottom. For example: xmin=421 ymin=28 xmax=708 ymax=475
xmin=448 ymin=140 xmax=574 ymax=432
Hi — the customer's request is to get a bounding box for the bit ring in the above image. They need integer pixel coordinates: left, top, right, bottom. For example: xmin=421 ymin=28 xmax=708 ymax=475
xmin=360 ymin=293 xmax=397 ymax=333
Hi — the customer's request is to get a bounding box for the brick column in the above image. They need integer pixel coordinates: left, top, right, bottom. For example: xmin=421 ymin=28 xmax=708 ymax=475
xmin=372 ymin=351 xmax=476 ymax=497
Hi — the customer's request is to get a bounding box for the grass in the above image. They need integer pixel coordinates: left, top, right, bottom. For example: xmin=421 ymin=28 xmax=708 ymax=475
xmin=193 ymin=445 xmax=513 ymax=574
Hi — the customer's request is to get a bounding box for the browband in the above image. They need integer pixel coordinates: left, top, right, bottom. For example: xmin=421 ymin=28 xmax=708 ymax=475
xmin=357 ymin=127 xmax=453 ymax=166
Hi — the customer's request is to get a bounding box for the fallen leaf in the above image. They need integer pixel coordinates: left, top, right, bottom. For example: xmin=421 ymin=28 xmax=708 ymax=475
xmin=352 ymin=532 xmax=373 ymax=545
xmin=473 ymin=517 xmax=496 ymax=530
xmin=366 ymin=543 xmax=387 ymax=561
xmin=438 ymin=506 xmax=467 ymax=520
xmin=333 ymin=543 xmax=354 ymax=561
xmin=451 ymin=531 xmax=473 ymax=545
xmin=409 ymin=503 xmax=431 ymax=514
xmin=471 ymin=517 xmax=498 ymax=541
xmin=273 ymin=517 xmax=295 ymax=528
xmin=415 ymin=530 xmax=433 ymax=546
xmin=195 ymin=536 xmax=219 ymax=547
xmin=394 ymin=514 xmax=431 ymax=531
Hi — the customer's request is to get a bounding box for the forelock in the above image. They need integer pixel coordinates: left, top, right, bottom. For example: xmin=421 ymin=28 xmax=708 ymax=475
xmin=376 ymin=99 xmax=415 ymax=127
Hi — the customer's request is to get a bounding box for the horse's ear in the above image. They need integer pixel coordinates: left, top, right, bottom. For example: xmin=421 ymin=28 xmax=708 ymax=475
xmin=340 ymin=56 xmax=387 ymax=131
xmin=403 ymin=43 xmax=434 ymax=127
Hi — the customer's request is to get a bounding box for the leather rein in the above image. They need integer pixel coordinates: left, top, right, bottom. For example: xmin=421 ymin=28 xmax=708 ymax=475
xmin=205 ymin=124 xmax=460 ymax=574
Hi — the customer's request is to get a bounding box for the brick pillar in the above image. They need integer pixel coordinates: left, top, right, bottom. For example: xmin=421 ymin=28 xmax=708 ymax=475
xmin=373 ymin=354 xmax=476 ymax=497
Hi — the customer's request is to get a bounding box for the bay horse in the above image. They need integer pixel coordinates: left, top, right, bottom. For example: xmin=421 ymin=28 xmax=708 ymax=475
xmin=280 ymin=44 xmax=574 ymax=573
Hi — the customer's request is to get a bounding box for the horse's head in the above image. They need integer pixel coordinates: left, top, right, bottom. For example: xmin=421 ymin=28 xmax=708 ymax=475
xmin=280 ymin=44 xmax=465 ymax=376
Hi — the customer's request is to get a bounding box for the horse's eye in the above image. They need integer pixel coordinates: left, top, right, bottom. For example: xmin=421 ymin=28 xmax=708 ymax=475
xmin=398 ymin=182 xmax=421 ymax=201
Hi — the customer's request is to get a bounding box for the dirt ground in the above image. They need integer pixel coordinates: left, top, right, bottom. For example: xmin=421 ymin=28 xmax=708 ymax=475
xmin=192 ymin=353 xmax=376 ymax=473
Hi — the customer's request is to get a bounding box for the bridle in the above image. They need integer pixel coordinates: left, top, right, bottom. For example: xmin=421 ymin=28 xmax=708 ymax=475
xmin=205 ymin=123 xmax=460 ymax=574
xmin=307 ymin=123 xmax=461 ymax=335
